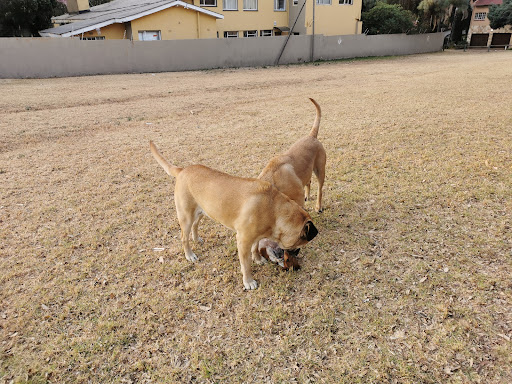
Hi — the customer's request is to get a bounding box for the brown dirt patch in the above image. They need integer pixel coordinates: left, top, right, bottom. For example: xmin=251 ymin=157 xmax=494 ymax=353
xmin=1 ymin=50 xmax=512 ymax=383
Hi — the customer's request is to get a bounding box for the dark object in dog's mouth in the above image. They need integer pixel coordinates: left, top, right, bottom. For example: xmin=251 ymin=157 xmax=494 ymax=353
xmin=265 ymin=245 xmax=284 ymax=266
xmin=261 ymin=245 xmax=301 ymax=271
xmin=283 ymin=249 xmax=301 ymax=271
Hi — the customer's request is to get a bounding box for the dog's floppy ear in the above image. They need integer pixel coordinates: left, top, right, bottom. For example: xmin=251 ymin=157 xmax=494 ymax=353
xmin=301 ymin=220 xmax=318 ymax=242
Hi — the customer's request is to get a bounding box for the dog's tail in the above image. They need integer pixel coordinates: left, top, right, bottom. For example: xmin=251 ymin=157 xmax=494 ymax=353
xmin=149 ymin=141 xmax=183 ymax=177
xmin=308 ymin=98 xmax=321 ymax=138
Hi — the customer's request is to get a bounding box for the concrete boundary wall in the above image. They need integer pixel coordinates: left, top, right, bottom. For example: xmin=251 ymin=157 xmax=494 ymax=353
xmin=0 ymin=33 xmax=445 ymax=79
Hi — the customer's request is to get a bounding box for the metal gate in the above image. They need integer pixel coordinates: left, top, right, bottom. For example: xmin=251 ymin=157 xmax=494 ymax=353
xmin=470 ymin=33 xmax=489 ymax=47
xmin=491 ymin=33 xmax=511 ymax=47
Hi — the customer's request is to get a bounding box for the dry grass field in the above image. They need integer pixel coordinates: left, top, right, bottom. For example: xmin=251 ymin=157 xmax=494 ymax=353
xmin=1 ymin=50 xmax=512 ymax=383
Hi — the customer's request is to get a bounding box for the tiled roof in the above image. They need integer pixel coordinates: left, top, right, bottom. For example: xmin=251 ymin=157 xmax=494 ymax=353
xmin=473 ymin=0 xmax=502 ymax=7
xmin=40 ymin=0 xmax=223 ymax=37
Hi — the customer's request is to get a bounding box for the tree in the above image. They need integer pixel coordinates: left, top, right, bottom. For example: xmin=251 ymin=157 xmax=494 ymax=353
xmin=417 ymin=0 xmax=470 ymax=33
xmin=362 ymin=2 xmax=415 ymax=34
xmin=362 ymin=0 xmax=378 ymax=12
xmin=450 ymin=4 xmax=472 ymax=42
xmin=388 ymin=0 xmax=424 ymax=14
xmin=0 ymin=0 xmax=66 ymax=37
xmin=487 ymin=0 xmax=512 ymax=29
xmin=417 ymin=0 xmax=451 ymax=31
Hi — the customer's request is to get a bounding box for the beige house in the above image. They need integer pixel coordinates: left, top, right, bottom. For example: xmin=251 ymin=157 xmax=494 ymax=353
xmin=467 ymin=0 xmax=512 ymax=47
xmin=40 ymin=0 xmax=362 ymax=40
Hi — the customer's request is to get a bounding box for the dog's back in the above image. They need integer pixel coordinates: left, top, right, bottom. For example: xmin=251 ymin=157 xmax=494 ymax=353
xmin=258 ymin=98 xmax=326 ymax=210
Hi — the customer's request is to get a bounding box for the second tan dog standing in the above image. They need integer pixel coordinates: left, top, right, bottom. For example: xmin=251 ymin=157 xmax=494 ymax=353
xmin=149 ymin=141 xmax=318 ymax=290
xmin=257 ymin=98 xmax=326 ymax=269
xmin=258 ymin=98 xmax=326 ymax=212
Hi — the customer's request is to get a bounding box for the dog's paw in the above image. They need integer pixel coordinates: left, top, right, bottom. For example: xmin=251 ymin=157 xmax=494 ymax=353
xmin=243 ymin=279 xmax=258 ymax=290
xmin=316 ymin=206 xmax=323 ymax=213
xmin=185 ymin=252 xmax=198 ymax=262
xmin=194 ymin=236 xmax=204 ymax=244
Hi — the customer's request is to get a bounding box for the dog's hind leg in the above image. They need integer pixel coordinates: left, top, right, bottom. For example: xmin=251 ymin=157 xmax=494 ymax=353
xmin=304 ymin=180 xmax=311 ymax=202
xmin=175 ymin=197 xmax=199 ymax=262
xmin=178 ymin=217 xmax=198 ymax=262
xmin=192 ymin=209 xmax=204 ymax=244
xmin=314 ymin=156 xmax=326 ymax=213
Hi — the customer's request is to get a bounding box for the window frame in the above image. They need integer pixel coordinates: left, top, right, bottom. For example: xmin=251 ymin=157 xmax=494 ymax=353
xmin=200 ymin=0 xmax=217 ymax=6
xmin=316 ymin=0 xmax=331 ymax=4
xmin=138 ymin=30 xmax=161 ymax=41
xmin=223 ymin=0 xmax=238 ymax=10
xmin=80 ymin=36 xmax=106 ymax=40
xmin=339 ymin=0 xmax=352 ymax=4
xmin=243 ymin=0 xmax=258 ymax=11
xmin=243 ymin=30 xmax=258 ymax=37
xmin=224 ymin=31 xmax=239 ymax=38
xmin=260 ymin=29 xmax=273 ymax=37
xmin=474 ymin=12 xmax=487 ymax=20
xmin=274 ymin=0 xmax=286 ymax=11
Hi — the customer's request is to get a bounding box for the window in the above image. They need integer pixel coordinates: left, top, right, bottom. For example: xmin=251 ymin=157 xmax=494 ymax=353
xmin=243 ymin=0 xmax=257 ymax=10
xmin=317 ymin=0 xmax=331 ymax=4
xmin=223 ymin=0 xmax=237 ymax=10
xmin=339 ymin=0 xmax=352 ymax=4
xmin=260 ymin=30 xmax=273 ymax=36
xmin=224 ymin=31 xmax=239 ymax=38
xmin=244 ymin=30 xmax=257 ymax=37
xmin=293 ymin=0 xmax=299 ymax=5
xmin=200 ymin=0 xmax=216 ymax=5
xmin=138 ymin=31 xmax=161 ymax=41
xmin=274 ymin=0 xmax=285 ymax=11
xmin=474 ymin=12 xmax=487 ymax=20
xmin=80 ymin=36 xmax=105 ymax=40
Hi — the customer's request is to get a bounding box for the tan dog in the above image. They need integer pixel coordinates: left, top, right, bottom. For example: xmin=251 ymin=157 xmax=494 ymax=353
xmin=149 ymin=141 xmax=318 ymax=290
xmin=257 ymin=98 xmax=326 ymax=269
xmin=258 ymin=98 xmax=326 ymax=212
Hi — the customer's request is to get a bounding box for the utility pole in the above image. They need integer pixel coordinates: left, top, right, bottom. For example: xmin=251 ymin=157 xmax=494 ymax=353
xmin=311 ymin=0 xmax=315 ymax=62
xmin=275 ymin=0 xmax=308 ymax=65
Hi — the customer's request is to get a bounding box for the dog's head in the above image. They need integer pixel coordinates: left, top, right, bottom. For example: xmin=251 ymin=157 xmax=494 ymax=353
xmin=272 ymin=189 xmax=318 ymax=255
xmin=281 ymin=221 xmax=317 ymax=270
xmin=278 ymin=218 xmax=318 ymax=251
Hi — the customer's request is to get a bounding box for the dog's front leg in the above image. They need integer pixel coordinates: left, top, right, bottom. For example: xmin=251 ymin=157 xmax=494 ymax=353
xmin=237 ymin=234 xmax=258 ymax=290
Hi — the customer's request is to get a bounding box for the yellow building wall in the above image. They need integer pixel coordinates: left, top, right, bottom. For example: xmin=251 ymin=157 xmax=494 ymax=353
xmin=82 ymin=23 xmax=127 ymax=39
xmin=131 ymin=6 xmax=217 ymax=40
xmin=304 ymin=1 xmax=362 ymax=36
xmin=190 ymin=0 xmax=289 ymax=36
xmin=77 ymin=7 xmax=217 ymax=40
xmin=74 ymin=0 xmax=362 ymax=40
